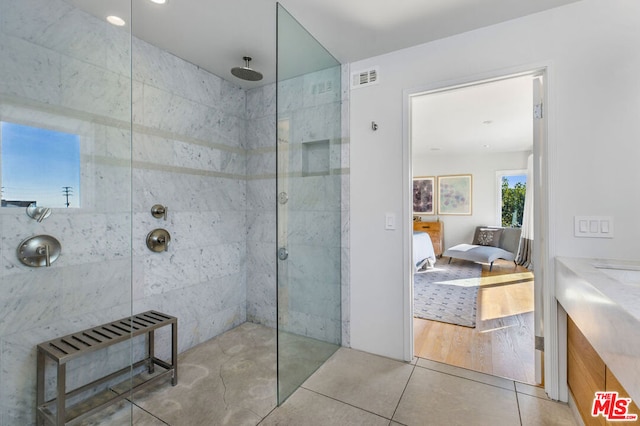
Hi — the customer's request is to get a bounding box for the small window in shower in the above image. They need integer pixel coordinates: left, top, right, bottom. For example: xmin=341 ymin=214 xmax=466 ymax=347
xmin=1 ymin=121 xmax=81 ymax=208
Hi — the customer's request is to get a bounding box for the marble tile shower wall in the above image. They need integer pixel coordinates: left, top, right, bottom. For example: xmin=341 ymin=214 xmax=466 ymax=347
xmin=0 ymin=1 xmax=135 ymax=424
xmin=247 ymin=67 xmax=346 ymax=345
xmin=0 ymin=0 xmax=246 ymax=423
xmin=129 ymin=36 xmax=248 ymax=359
xmin=245 ymin=65 xmax=350 ymax=346
xmin=246 ymin=84 xmax=278 ymax=329
xmin=0 ymin=1 xmax=350 ymax=424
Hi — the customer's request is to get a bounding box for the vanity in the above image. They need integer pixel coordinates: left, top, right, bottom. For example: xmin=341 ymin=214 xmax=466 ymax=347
xmin=556 ymin=257 xmax=640 ymax=425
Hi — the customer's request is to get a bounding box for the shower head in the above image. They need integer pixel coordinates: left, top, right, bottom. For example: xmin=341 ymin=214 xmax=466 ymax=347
xmin=231 ymin=56 xmax=263 ymax=82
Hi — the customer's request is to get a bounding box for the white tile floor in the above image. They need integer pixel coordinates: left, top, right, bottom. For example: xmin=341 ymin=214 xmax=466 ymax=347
xmin=263 ymin=348 xmax=578 ymax=426
xmin=82 ymin=324 xmax=579 ymax=425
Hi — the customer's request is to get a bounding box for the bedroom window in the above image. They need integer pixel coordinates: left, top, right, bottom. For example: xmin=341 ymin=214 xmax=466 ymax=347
xmin=498 ymin=170 xmax=526 ymax=228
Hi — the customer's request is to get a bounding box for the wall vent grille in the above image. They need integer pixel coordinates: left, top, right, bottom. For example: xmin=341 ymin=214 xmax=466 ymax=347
xmin=351 ymin=67 xmax=379 ymax=89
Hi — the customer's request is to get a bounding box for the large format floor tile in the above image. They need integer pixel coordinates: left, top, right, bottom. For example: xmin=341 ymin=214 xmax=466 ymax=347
xmin=260 ymin=388 xmax=389 ymax=426
xmin=416 ymin=358 xmax=515 ymax=391
xmin=127 ymin=323 xmax=277 ymax=426
xmin=393 ymin=366 xmax=520 ymax=426
xmin=301 ymin=348 xmax=414 ymax=419
xmin=77 ymin=321 xmax=582 ymax=426
xmin=79 ymin=401 xmax=166 ymax=426
xmin=517 ymin=392 xmax=577 ymax=425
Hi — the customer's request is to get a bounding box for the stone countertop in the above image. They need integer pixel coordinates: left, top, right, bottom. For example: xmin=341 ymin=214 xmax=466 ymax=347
xmin=556 ymin=257 xmax=640 ymax=404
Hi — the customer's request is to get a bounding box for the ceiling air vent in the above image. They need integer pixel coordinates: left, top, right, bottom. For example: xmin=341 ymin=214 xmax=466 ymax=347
xmin=351 ymin=66 xmax=379 ymax=90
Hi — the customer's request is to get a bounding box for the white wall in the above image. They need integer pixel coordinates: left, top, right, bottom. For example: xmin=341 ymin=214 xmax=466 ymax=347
xmin=350 ymin=0 xmax=640 ymax=359
xmin=413 ymin=151 xmax=529 ymax=248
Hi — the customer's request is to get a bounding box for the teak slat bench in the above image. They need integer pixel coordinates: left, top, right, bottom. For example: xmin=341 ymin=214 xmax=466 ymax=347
xmin=36 ymin=310 xmax=177 ymax=426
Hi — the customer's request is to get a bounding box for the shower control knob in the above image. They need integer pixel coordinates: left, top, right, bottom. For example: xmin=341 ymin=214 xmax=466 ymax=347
xmin=278 ymin=192 xmax=289 ymax=204
xmin=278 ymin=247 xmax=289 ymax=261
xmin=147 ymin=229 xmax=171 ymax=252
xmin=151 ymin=204 xmax=168 ymax=220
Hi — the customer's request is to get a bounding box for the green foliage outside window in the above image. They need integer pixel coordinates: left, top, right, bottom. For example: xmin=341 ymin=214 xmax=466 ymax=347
xmin=502 ymin=177 xmax=526 ymax=227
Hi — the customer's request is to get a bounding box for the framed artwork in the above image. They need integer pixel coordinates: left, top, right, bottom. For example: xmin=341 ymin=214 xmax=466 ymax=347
xmin=413 ymin=176 xmax=435 ymax=215
xmin=438 ymin=174 xmax=472 ymax=215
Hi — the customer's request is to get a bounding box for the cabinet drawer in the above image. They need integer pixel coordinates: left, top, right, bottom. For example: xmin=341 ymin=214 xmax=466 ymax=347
xmin=413 ymin=222 xmax=440 ymax=232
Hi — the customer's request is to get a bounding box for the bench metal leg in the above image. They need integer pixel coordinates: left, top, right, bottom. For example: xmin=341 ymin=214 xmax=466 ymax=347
xmin=148 ymin=330 xmax=155 ymax=374
xmin=57 ymin=363 xmax=66 ymax=426
xmin=489 ymin=261 xmax=494 ymax=272
xmin=36 ymin=350 xmax=45 ymax=426
xmin=448 ymin=257 xmax=452 ymax=264
xmin=171 ymin=321 xmax=178 ymax=386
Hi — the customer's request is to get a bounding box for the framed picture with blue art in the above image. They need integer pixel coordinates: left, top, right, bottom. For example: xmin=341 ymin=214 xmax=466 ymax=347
xmin=413 ymin=176 xmax=435 ymax=215
xmin=438 ymin=174 xmax=472 ymax=215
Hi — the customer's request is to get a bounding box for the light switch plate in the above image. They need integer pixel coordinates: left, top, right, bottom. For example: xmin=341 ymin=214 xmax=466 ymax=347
xmin=385 ymin=213 xmax=396 ymax=230
xmin=574 ymin=216 xmax=614 ymax=238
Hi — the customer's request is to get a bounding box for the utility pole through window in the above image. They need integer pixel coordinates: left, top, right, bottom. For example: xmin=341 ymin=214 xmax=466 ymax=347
xmin=62 ymin=186 xmax=73 ymax=208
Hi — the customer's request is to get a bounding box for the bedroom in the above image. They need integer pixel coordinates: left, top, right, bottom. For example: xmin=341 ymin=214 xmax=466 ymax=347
xmin=410 ymin=74 xmax=536 ymax=384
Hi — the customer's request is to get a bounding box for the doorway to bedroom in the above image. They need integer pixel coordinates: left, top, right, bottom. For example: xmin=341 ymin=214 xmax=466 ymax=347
xmin=409 ymin=73 xmax=542 ymax=385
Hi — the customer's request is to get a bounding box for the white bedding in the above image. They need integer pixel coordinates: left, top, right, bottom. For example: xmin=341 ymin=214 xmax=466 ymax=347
xmin=413 ymin=231 xmax=436 ymax=272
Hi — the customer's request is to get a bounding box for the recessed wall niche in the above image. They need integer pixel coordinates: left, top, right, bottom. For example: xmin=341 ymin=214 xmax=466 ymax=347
xmin=302 ymin=139 xmax=330 ymax=176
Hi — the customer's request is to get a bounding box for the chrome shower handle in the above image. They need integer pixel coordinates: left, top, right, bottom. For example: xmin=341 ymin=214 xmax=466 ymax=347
xmin=37 ymin=208 xmax=51 ymax=223
xmin=157 ymin=236 xmax=169 ymax=251
xmin=146 ymin=229 xmax=171 ymax=252
xmin=36 ymin=244 xmax=51 ymax=266
xmin=17 ymin=235 xmax=61 ymax=267
xmin=26 ymin=203 xmax=52 ymax=222
xmin=151 ymin=204 xmax=168 ymax=220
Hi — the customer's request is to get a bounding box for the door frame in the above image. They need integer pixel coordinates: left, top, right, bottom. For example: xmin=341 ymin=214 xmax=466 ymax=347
xmin=401 ymin=64 xmax=565 ymax=400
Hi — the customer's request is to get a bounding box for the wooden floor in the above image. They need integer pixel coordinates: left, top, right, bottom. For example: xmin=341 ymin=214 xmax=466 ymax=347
xmin=414 ymin=259 xmax=537 ymax=384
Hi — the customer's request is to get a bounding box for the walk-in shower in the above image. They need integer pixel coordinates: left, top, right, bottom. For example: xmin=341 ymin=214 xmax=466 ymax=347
xmin=0 ymin=0 xmax=344 ymax=424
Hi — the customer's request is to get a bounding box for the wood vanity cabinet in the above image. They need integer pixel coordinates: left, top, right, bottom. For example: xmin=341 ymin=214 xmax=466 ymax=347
xmin=568 ymin=317 xmax=606 ymax=426
xmin=413 ymin=220 xmax=443 ymax=257
xmin=568 ymin=317 xmax=639 ymax=425
xmin=605 ymin=367 xmax=639 ymax=425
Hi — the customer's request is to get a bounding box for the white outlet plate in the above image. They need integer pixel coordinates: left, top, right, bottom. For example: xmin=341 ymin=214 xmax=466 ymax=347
xmin=574 ymin=216 xmax=614 ymax=238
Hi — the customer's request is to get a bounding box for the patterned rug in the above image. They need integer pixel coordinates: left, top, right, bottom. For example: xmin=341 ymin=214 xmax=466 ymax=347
xmin=413 ymin=259 xmax=483 ymax=328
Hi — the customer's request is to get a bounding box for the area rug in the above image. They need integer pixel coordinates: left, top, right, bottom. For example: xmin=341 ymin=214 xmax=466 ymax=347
xmin=413 ymin=260 xmax=483 ymax=328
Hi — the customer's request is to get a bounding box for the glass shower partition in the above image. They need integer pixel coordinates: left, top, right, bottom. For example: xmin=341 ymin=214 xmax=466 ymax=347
xmin=276 ymin=4 xmax=343 ymax=403
xmin=0 ymin=0 xmax=135 ymax=424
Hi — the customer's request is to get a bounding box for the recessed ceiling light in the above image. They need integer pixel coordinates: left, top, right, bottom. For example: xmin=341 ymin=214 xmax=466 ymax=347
xmin=483 ymin=144 xmax=490 ymax=148
xmin=106 ymin=15 xmax=126 ymax=26
xmin=482 ymin=120 xmax=493 ymax=125
xmin=149 ymin=0 xmax=167 ymax=4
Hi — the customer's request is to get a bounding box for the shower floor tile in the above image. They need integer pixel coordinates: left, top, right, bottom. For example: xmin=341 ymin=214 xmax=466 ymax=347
xmin=124 ymin=322 xmax=277 ymax=425
xmin=83 ymin=323 xmax=578 ymax=426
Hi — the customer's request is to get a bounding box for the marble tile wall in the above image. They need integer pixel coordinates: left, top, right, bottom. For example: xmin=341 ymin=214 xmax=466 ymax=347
xmin=0 ymin=1 xmax=135 ymax=424
xmin=244 ymin=64 xmax=350 ymax=346
xmin=0 ymin=0 xmax=350 ymax=423
xmin=272 ymin=66 xmax=345 ymax=345
xmin=245 ymin=84 xmax=278 ymax=329
xmin=0 ymin=1 xmax=246 ymax=423
xmin=129 ymin=35 xmax=248 ymax=360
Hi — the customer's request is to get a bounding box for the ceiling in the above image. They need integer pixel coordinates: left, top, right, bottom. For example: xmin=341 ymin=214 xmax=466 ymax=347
xmin=411 ymin=75 xmax=534 ymax=156
xmin=68 ymin=0 xmax=570 ymax=155
xmin=69 ymin=0 xmax=580 ymax=89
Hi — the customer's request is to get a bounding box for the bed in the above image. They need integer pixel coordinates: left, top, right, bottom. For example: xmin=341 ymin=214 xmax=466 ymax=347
xmin=413 ymin=231 xmax=436 ymax=272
